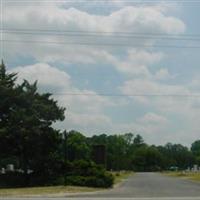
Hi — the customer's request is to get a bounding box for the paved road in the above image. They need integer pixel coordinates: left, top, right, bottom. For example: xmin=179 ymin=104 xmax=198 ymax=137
xmin=1 ymin=173 xmax=200 ymax=200
xmin=69 ymin=172 xmax=200 ymax=198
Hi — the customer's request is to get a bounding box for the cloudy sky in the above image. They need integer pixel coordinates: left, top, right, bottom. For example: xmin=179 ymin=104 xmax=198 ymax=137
xmin=1 ymin=0 xmax=200 ymax=146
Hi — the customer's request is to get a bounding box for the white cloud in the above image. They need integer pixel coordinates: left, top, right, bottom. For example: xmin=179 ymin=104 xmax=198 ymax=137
xmin=112 ymin=49 xmax=164 ymax=76
xmin=5 ymin=2 xmax=199 ymax=146
xmin=10 ymin=63 xmax=115 ymax=133
xmin=12 ymin=63 xmax=71 ymax=89
xmin=137 ymin=112 xmax=168 ymax=124
xmin=117 ymin=76 xmax=200 ymax=146
xmin=120 ymin=78 xmax=189 ymax=97
xmin=119 ymin=78 xmax=194 ymax=116
xmin=111 ymin=112 xmax=170 ymax=145
xmin=9 ymin=62 xmax=200 ymax=146
xmin=65 ymin=112 xmax=112 ymax=135
xmin=155 ymin=68 xmax=172 ymax=80
xmin=4 ymin=4 xmax=185 ymax=64
xmin=11 ymin=63 xmax=113 ymax=110
xmin=4 ymin=3 xmax=185 ymax=33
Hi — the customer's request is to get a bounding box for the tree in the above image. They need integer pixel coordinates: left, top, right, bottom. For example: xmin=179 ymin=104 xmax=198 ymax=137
xmin=191 ymin=140 xmax=200 ymax=156
xmin=0 ymin=60 xmax=17 ymax=88
xmin=14 ymin=81 xmax=65 ymax=182
xmin=158 ymin=143 xmax=195 ymax=170
xmin=191 ymin=140 xmax=200 ymax=165
xmin=133 ymin=134 xmax=144 ymax=146
xmin=0 ymin=62 xmax=66 ymax=185
xmin=66 ymin=130 xmax=90 ymax=161
xmin=132 ymin=146 xmax=163 ymax=171
xmin=0 ymin=60 xmax=19 ymax=165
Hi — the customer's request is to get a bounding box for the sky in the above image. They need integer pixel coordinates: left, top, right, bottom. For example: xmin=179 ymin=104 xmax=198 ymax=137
xmin=1 ymin=0 xmax=200 ymax=146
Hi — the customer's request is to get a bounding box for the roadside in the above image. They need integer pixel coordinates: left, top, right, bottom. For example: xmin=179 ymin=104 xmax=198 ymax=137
xmin=164 ymin=171 xmax=200 ymax=182
xmin=0 ymin=171 xmax=133 ymax=197
xmin=112 ymin=171 xmax=134 ymax=185
xmin=0 ymin=186 xmax=102 ymax=197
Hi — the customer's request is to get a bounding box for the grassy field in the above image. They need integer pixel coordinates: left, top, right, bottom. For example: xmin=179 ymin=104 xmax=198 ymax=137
xmin=165 ymin=171 xmax=200 ymax=182
xmin=0 ymin=171 xmax=133 ymax=197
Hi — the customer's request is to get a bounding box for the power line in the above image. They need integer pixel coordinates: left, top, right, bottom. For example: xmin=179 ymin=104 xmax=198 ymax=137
xmin=51 ymin=93 xmax=200 ymax=98
xmin=4 ymin=0 xmax=200 ymax=3
xmin=2 ymin=30 xmax=200 ymax=41
xmin=2 ymin=39 xmax=200 ymax=49
xmin=2 ymin=28 xmax=200 ymax=38
xmin=4 ymin=0 xmax=200 ymax=6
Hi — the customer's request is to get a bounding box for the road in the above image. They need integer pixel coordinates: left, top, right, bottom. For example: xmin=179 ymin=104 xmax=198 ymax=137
xmin=67 ymin=172 xmax=200 ymax=198
xmin=1 ymin=173 xmax=200 ymax=200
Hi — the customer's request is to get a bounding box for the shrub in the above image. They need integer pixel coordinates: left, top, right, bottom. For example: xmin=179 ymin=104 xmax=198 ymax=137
xmin=65 ymin=160 xmax=114 ymax=188
xmin=0 ymin=172 xmax=26 ymax=188
xmin=66 ymin=174 xmax=114 ymax=188
xmin=66 ymin=176 xmax=86 ymax=186
xmin=115 ymin=172 xmax=120 ymax=176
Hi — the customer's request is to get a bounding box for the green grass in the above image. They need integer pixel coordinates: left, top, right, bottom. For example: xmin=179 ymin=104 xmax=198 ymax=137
xmin=0 ymin=185 xmax=103 ymax=197
xmin=165 ymin=171 xmax=200 ymax=182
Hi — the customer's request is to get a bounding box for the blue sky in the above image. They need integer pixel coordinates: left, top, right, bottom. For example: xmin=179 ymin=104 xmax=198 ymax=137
xmin=2 ymin=0 xmax=200 ymax=146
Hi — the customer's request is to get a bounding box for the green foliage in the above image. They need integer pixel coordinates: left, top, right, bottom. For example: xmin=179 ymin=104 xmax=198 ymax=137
xmin=66 ymin=131 xmax=90 ymax=161
xmin=132 ymin=146 xmax=163 ymax=171
xmin=191 ymin=140 xmax=200 ymax=156
xmin=133 ymin=134 xmax=144 ymax=146
xmin=65 ymin=160 xmax=114 ymax=188
xmin=66 ymin=174 xmax=113 ymax=188
xmin=160 ymin=143 xmax=195 ymax=169
xmin=89 ymin=133 xmax=147 ymax=171
xmin=0 ymin=61 xmax=65 ymax=186
xmin=89 ymin=133 xmax=196 ymax=172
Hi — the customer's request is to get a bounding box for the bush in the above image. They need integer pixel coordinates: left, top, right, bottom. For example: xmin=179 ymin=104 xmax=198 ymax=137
xmin=65 ymin=160 xmax=114 ymax=188
xmin=66 ymin=174 xmax=114 ymax=188
xmin=0 ymin=172 xmax=26 ymax=188
xmin=101 ymin=172 xmax=114 ymax=188
xmin=115 ymin=172 xmax=120 ymax=176
xmin=0 ymin=172 xmax=65 ymax=188
xmin=66 ymin=176 xmax=86 ymax=186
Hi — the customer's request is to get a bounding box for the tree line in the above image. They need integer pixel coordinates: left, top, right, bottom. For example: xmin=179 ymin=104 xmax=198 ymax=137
xmin=0 ymin=61 xmax=200 ymax=188
xmin=66 ymin=131 xmax=200 ymax=172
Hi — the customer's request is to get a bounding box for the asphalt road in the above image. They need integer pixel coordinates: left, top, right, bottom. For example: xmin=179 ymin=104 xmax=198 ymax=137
xmin=69 ymin=172 xmax=200 ymax=198
xmin=1 ymin=173 xmax=200 ymax=200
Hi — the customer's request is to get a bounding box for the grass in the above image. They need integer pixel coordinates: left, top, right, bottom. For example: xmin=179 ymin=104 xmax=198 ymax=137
xmin=0 ymin=171 xmax=133 ymax=197
xmin=0 ymin=185 xmax=103 ymax=197
xmin=164 ymin=171 xmax=200 ymax=182
xmin=112 ymin=171 xmax=134 ymax=184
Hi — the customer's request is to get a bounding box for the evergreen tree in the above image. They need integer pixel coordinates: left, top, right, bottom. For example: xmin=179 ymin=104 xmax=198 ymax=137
xmin=0 ymin=62 xmax=66 ymax=185
xmin=0 ymin=60 xmax=18 ymax=163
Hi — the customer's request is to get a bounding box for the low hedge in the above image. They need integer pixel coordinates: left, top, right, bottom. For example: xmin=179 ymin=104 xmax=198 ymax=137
xmin=0 ymin=160 xmax=114 ymax=188
xmin=0 ymin=172 xmax=63 ymax=188
xmin=66 ymin=173 xmax=114 ymax=188
xmin=0 ymin=172 xmax=27 ymax=188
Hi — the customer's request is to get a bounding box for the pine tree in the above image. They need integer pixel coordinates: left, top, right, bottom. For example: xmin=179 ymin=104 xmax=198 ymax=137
xmin=0 ymin=60 xmax=17 ymax=88
xmin=0 ymin=62 xmax=66 ymax=186
xmin=0 ymin=61 xmax=19 ymax=167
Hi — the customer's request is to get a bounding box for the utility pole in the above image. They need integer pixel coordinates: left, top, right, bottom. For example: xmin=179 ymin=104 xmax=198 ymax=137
xmin=63 ymin=130 xmax=67 ymax=186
